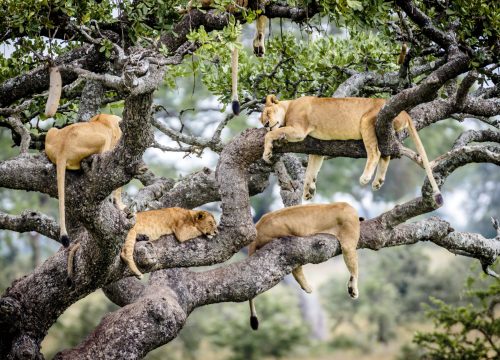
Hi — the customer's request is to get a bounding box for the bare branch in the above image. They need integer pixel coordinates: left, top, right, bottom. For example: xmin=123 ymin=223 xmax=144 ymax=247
xmin=452 ymin=129 xmax=500 ymax=150
xmin=3 ymin=115 xmax=31 ymax=154
xmin=274 ymin=154 xmax=305 ymax=207
xmin=0 ymin=210 xmax=60 ymax=241
xmin=450 ymin=113 xmax=500 ymax=129
xmin=396 ymin=0 xmax=455 ymax=50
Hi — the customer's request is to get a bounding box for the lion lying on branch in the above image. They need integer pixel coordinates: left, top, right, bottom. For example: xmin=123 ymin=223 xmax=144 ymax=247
xmin=260 ymin=95 xmax=443 ymax=206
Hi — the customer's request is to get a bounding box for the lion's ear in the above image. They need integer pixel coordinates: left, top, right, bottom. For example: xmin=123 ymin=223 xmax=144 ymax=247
xmin=194 ymin=211 xmax=207 ymax=222
xmin=265 ymin=95 xmax=279 ymax=106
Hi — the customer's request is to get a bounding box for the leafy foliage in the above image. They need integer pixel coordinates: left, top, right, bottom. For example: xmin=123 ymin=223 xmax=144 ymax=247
xmin=402 ymin=263 xmax=500 ymax=360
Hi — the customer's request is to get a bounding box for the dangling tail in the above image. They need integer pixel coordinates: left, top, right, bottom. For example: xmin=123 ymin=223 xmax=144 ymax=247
xmin=66 ymin=242 xmax=80 ymax=287
xmin=406 ymin=118 xmax=443 ymax=206
xmin=56 ymin=157 xmax=70 ymax=247
xmin=231 ymin=46 xmax=240 ymax=115
xmin=45 ymin=66 xmax=62 ymax=117
xmin=249 ymin=298 xmax=259 ymax=330
xmin=247 ymin=242 xmax=259 ymax=330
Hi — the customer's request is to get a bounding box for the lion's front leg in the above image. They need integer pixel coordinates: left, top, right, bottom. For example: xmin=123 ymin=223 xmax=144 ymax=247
xmin=262 ymin=126 xmax=307 ymax=163
xmin=262 ymin=131 xmax=276 ymax=163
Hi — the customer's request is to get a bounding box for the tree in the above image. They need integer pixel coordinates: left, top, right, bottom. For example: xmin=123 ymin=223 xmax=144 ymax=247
xmin=0 ymin=0 xmax=499 ymax=358
xmin=399 ymin=260 xmax=500 ymax=360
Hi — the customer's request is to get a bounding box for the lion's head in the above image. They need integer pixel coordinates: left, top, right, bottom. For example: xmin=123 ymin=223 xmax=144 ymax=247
xmin=193 ymin=210 xmax=218 ymax=239
xmin=260 ymin=95 xmax=286 ymax=131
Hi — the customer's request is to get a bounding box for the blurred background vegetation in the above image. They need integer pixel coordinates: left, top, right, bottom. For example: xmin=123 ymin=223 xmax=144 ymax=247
xmin=1 ymin=3 xmax=499 ymax=359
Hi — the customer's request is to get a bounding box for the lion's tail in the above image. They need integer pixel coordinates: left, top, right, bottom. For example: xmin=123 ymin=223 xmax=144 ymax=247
xmin=248 ymin=241 xmax=259 ymax=330
xmin=231 ymin=46 xmax=240 ymax=115
xmin=66 ymin=242 xmax=81 ymax=287
xmin=249 ymin=298 xmax=259 ymax=330
xmin=56 ymin=157 xmax=70 ymax=247
xmin=406 ymin=116 xmax=443 ymax=206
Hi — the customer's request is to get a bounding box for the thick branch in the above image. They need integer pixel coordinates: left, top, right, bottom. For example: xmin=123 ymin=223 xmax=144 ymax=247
xmin=60 ymin=211 xmax=500 ymax=359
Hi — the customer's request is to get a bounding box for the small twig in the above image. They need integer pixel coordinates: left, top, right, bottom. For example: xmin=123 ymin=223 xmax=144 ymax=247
xmin=400 ymin=145 xmax=424 ymax=168
xmin=5 ymin=115 xmax=31 ymax=154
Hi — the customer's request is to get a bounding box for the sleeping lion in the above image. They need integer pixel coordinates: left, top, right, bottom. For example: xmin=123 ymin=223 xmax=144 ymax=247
xmin=120 ymin=208 xmax=218 ymax=279
xmin=260 ymin=95 xmax=443 ymax=206
xmin=248 ymin=202 xmax=361 ymax=330
xmin=67 ymin=207 xmax=218 ymax=285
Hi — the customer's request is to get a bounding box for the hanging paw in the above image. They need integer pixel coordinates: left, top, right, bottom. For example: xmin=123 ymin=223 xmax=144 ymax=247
xmin=262 ymin=149 xmax=273 ymax=164
xmin=253 ymin=45 xmax=265 ymax=57
xmin=301 ymin=283 xmax=313 ymax=294
xmin=347 ymin=276 xmax=359 ymax=299
xmin=303 ymin=182 xmax=316 ymax=200
xmin=359 ymin=174 xmax=371 ymax=186
xmin=372 ymin=178 xmax=385 ymax=191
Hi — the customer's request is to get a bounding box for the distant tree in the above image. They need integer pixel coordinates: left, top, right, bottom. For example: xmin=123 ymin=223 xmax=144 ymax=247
xmin=400 ymin=262 xmax=499 ymax=360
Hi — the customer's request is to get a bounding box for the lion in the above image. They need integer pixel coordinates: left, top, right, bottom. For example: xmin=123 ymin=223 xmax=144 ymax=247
xmin=248 ymin=202 xmax=361 ymax=330
xmin=179 ymin=1 xmax=268 ymax=114
xmin=260 ymin=95 xmax=443 ymax=206
xmin=45 ymin=114 xmax=124 ymax=247
xmin=120 ymin=208 xmax=218 ymax=279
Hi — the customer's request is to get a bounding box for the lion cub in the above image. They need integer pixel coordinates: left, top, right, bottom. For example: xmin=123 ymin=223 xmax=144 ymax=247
xmin=248 ymin=202 xmax=361 ymax=330
xmin=260 ymin=95 xmax=443 ymax=206
xmin=45 ymin=114 xmax=123 ymax=247
xmin=121 ymin=208 xmax=218 ymax=279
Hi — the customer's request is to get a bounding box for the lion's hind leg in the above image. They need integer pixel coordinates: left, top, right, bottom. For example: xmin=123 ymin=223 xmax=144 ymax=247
xmin=338 ymin=223 xmax=360 ymax=299
xmin=292 ymin=266 xmax=313 ymax=293
xmin=342 ymin=245 xmax=359 ymax=299
xmin=303 ymin=155 xmax=324 ymax=200
xmin=372 ymin=155 xmax=390 ymax=191
xmin=359 ymin=110 xmax=381 ymax=186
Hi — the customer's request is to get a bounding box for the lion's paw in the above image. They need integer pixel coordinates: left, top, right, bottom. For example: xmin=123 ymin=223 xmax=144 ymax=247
xmin=348 ymin=285 xmax=359 ymax=299
xmin=359 ymin=174 xmax=371 ymax=186
xmin=303 ymin=183 xmax=316 ymax=200
xmin=302 ymin=284 xmax=313 ymax=294
xmin=253 ymin=45 xmax=264 ymax=57
xmin=347 ymin=276 xmax=359 ymax=299
xmin=372 ymin=178 xmax=384 ymax=191
xmin=262 ymin=151 xmax=273 ymax=164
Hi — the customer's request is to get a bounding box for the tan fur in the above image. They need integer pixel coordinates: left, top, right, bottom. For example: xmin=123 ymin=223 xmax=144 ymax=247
xmin=45 ymin=114 xmax=124 ymax=246
xmin=260 ymin=95 xmax=442 ymax=204
xmin=179 ymin=1 xmax=268 ymax=114
xmin=248 ymin=203 xmax=361 ymax=329
xmin=45 ymin=66 xmax=62 ymax=117
xmin=121 ymin=208 xmax=218 ymax=279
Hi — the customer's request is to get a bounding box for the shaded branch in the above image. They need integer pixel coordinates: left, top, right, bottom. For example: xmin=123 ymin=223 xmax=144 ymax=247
xmin=395 ymin=0 xmax=455 ymax=49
